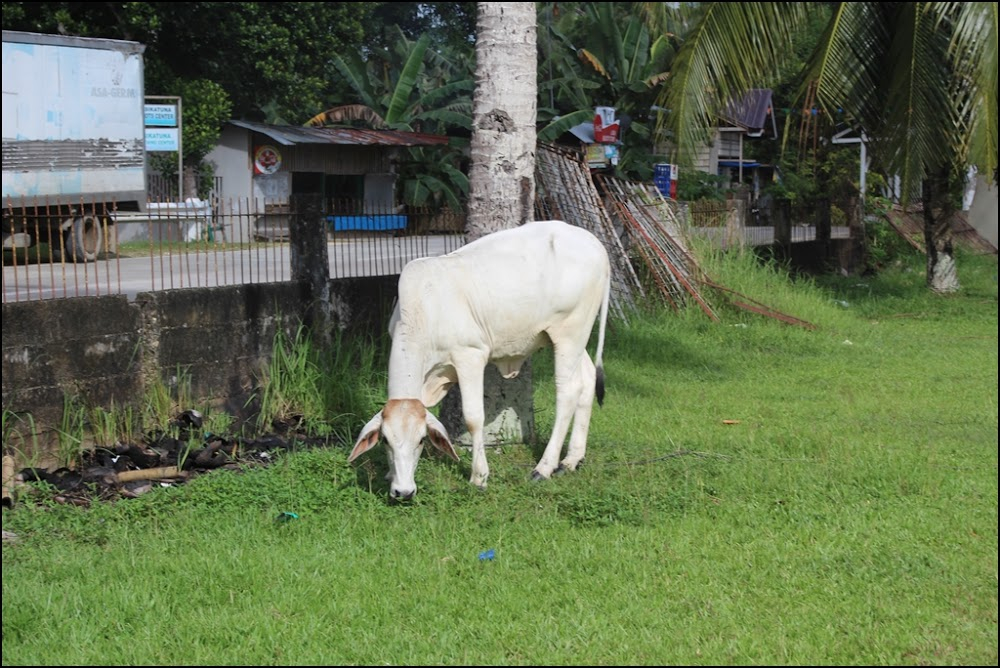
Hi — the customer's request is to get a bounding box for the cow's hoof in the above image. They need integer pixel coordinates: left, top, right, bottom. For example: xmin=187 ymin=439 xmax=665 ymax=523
xmin=556 ymin=459 xmax=583 ymax=475
xmin=530 ymin=470 xmax=549 ymax=483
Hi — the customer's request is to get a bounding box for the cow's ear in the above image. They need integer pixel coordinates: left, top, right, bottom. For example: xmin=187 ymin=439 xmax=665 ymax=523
xmin=424 ymin=411 xmax=459 ymax=461
xmin=349 ymin=411 xmax=384 ymax=462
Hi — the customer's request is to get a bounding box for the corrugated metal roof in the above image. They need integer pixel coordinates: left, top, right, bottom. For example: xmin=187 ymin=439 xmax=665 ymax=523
xmin=719 ymin=89 xmax=773 ymax=131
xmin=568 ymin=121 xmax=596 ymax=143
xmin=228 ymin=120 xmax=450 ymax=147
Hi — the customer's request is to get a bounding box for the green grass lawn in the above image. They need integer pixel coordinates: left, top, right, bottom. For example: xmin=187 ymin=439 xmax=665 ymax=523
xmin=2 ymin=247 xmax=997 ymax=665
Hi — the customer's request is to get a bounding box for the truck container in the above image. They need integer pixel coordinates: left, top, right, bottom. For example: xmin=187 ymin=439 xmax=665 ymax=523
xmin=2 ymin=30 xmax=147 ymax=262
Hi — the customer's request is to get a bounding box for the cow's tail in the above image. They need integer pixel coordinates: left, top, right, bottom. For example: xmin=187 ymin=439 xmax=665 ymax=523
xmin=594 ymin=272 xmax=610 ymax=407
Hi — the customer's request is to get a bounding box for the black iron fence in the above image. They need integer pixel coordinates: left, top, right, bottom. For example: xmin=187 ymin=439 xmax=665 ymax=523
xmin=4 ymin=189 xmax=858 ymax=303
xmin=3 ymin=196 xmax=466 ymax=303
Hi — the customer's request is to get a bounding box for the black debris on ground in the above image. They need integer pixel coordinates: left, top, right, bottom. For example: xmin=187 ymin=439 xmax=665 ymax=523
xmin=8 ymin=411 xmax=341 ymax=508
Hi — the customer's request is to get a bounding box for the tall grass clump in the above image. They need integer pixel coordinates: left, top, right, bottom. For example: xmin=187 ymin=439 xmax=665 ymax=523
xmin=253 ymin=323 xmax=387 ymax=440
xmin=689 ymin=236 xmax=850 ymax=328
xmin=2 ymin=409 xmax=41 ymax=470
xmin=53 ymin=394 xmax=88 ymax=468
xmin=141 ymin=365 xmax=197 ymax=434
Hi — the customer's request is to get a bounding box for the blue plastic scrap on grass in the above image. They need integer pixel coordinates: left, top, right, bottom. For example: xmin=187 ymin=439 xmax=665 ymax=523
xmin=478 ymin=549 xmax=496 ymax=561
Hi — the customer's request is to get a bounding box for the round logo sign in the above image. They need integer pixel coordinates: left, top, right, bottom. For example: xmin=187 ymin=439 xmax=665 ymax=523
xmin=254 ymin=145 xmax=282 ymax=174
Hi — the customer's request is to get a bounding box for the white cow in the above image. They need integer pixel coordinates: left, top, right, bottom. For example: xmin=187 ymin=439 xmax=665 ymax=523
xmin=349 ymin=219 xmax=611 ymax=500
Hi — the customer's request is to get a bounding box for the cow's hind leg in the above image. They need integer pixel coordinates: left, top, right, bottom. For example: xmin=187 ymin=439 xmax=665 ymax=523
xmin=558 ymin=352 xmax=596 ymax=473
xmin=532 ymin=348 xmax=586 ymax=480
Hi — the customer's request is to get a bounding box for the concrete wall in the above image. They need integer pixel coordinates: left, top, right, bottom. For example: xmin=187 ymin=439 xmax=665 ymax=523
xmin=967 ymin=175 xmax=998 ymax=249
xmin=2 ymin=277 xmax=396 ymax=466
xmin=2 ymin=296 xmax=144 ymax=438
xmin=133 ymin=282 xmax=311 ymax=412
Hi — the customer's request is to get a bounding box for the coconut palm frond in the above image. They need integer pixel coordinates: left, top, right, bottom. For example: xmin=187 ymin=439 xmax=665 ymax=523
xmin=873 ymin=3 xmax=956 ymax=199
xmin=942 ymin=1 xmax=998 ymax=179
xmin=800 ymin=2 xmax=886 ymax=127
xmin=656 ymin=2 xmax=809 ymax=165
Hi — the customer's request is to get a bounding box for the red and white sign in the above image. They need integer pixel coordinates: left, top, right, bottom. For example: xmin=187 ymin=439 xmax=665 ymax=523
xmin=253 ymin=145 xmax=282 ymax=175
xmin=593 ymin=106 xmax=620 ymax=144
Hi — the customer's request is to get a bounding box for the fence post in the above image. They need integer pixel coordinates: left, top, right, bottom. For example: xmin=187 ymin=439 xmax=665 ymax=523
xmin=289 ymin=193 xmax=332 ymax=345
xmin=841 ymin=194 xmax=867 ymax=275
xmin=725 ymin=200 xmax=746 ymax=249
xmin=774 ymin=198 xmax=792 ymax=250
xmin=816 ymin=196 xmax=831 ymax=263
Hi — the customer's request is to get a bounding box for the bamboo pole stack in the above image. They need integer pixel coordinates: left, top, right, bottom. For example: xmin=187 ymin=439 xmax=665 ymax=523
xmin=596 ymin=175 xmax=719 ymax=320
xmin=534 ymin=142 xmax=815 ymax=329
xmin=535 ymin=143 xmax=644 ymax=322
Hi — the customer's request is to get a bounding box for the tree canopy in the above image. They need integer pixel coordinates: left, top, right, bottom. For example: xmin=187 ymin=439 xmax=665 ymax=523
xmin=654 ymin=2 xmax=997 ymax=204
xmin=2 ymin=2 xmax=376 ymax=124
xmin=5 ymin=1 xmax=995 ymax=218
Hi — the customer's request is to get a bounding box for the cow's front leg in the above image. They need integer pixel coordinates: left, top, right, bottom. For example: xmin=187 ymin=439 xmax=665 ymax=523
xmin=469 ymin=434 xmax=488 ymax=489
xmin=455 ymin=354 xmax=489 ymax=489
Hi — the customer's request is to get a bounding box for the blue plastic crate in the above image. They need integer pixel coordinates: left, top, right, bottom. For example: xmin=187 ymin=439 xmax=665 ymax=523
xmin=654 ymin=163 xmax=672 ymax=180
xmin=326 ymin=214 xmax=407 ymax=231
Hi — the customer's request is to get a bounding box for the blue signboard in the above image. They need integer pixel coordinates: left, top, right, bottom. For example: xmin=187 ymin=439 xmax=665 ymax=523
xmin=145 ymin=127 xmax=179 ymax=152
xmin=144 ymin=104 xmax=177 ymax=127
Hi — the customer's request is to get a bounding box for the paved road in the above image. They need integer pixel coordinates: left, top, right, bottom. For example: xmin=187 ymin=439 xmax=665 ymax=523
xmin=3 ymin=234 xmax=465 ymax=303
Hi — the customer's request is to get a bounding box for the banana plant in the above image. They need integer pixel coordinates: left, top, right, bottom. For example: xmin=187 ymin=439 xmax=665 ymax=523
xmin=537 ymin=2 xmax=678 ymax=180
xmin=325 ymin=26 xmax=474 ymax=209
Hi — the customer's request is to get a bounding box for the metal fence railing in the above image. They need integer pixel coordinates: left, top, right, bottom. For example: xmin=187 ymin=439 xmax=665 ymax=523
xmin=4 ymin=189 xmax=857 ymax=304
xmin=681 ymin=197 xmax=855 ymax=249
xmin=3 ymin=196 xmax=466 ymax=303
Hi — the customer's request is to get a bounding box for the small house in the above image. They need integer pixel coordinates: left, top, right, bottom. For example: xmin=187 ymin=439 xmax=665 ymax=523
xmin=651 ymin=88 xmax=778 ymax=197
xmin=705 ymin=88 xmax=778 ymax=194
xmin=206 ymin=120 xmax=450 ymax=240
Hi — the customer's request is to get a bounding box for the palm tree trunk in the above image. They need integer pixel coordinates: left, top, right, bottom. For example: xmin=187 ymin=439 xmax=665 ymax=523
xmin=440 ymin=2 xmax=538 ymax=447
xmin=182 ymin=164 xmax=199 ymax=201
xmin=466 ymin=1 xmax=538 ymax=240
xmin=922 ymin=177 xmax=961 ymax=293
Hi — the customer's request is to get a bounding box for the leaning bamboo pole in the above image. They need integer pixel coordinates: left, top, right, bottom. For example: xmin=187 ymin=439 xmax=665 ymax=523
xmin=115 ymin=466 xmax=186 ymax=483
xmin=534 ymin=142 xmax=814 ymax=329
xmin=597 ymin=175 xmax=816 ymax=329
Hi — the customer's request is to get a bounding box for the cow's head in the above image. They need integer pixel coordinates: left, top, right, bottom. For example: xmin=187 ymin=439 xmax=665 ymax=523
xmin=349 ymin=399 xmax=459 ymax=501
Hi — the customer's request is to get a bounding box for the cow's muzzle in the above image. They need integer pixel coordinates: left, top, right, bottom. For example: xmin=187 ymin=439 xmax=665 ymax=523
xmin=390 ymin=487 xmax=416 ymax=502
